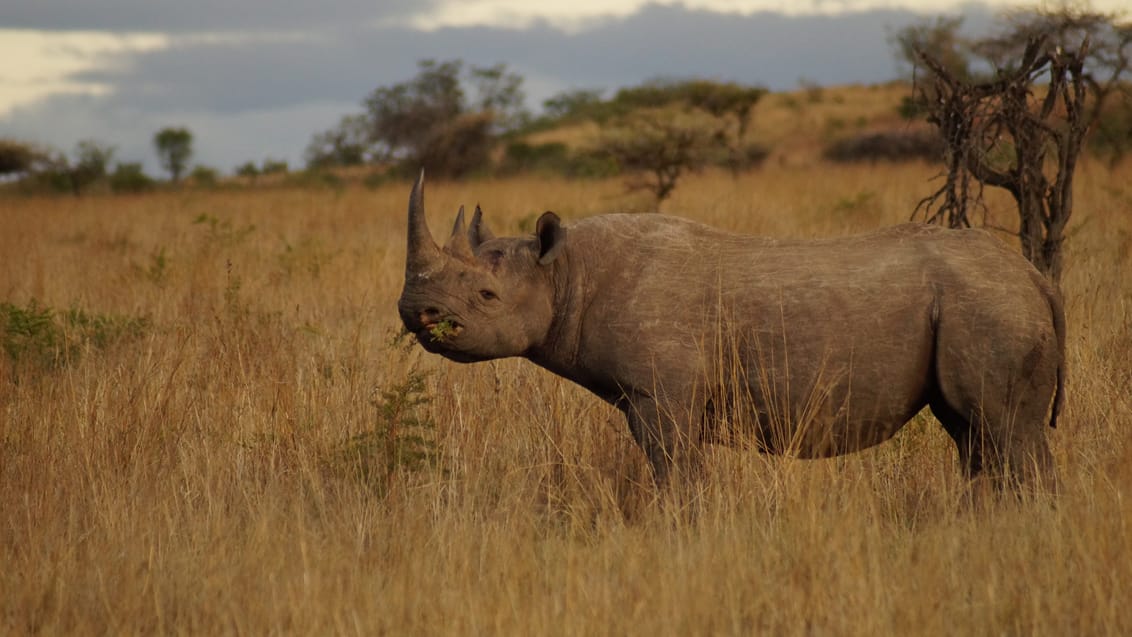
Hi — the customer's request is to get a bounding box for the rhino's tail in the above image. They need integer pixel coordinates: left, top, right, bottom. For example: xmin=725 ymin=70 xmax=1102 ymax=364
xmin=1043 ymin=278 xmax=1067 ymax=429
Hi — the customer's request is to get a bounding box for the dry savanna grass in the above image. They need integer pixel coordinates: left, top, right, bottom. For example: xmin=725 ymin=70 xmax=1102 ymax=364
xmin=3 ymin=158 xmax=1132 ymax=635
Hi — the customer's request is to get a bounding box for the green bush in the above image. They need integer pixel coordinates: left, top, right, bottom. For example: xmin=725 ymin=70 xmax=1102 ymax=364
xmin=1090 ymin=104 xmax=1132 ymax=165
xmin=190 ymin=165 xmax=219 ymax=187
xmin=0 ymin=140 xmax=46 ymax=177
xmin=328 ymin=366 xmax=442 ymax=494
xmin=261 ymin=159 xmax=289 ymax=175
xmin=500 ymin=141 xmax=620 ymax=178
xmin=1 ymin=300 xmax=149 ymax=379
xmin=501 ymin=141 xmax=568 ymax=174
xmin=109 ymin=162 xmax=155 ymax=193
xmin=235 ymin=161 xmax=260 ymax=181
xmin=823 ymin=129 xmax=943 ymax=163
xmin=898 ymin=95 xmax=929 ymax=120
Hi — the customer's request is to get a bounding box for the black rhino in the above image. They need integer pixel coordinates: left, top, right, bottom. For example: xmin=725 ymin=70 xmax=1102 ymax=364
xmin=398 ymin=172 xmax=1064 ymax=492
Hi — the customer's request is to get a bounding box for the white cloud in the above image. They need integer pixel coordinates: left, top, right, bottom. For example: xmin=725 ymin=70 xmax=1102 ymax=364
xmin=0 ymin=29 xmax=167 ymax=116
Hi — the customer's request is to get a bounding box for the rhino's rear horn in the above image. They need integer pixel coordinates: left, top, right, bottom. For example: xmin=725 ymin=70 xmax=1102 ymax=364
xmin=406 ymin=169 xmax=443 ymax=274
xmin=469 ymin=205 xmax=495 ymax=249
xmin=445 ymin=205 xmax=474 ymax=259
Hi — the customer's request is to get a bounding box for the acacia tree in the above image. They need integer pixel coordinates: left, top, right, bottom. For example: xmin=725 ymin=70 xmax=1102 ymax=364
xmin=598 ymin=108 xmax=717 ymax=208
xmin=308 ymin=59 xmax=529 ymax=177
xmin=595 ymin=80 xmax=766 ymax=207
xmin=900 ymin=8 xmax=1132 ymax=285
xmin=680 ymin=81 xmax=766 ymax=175
xmin=364 ymin=59 xmax=527 ymax=176
xmin=611 ymin=80 xmax=765 ymax=175
xmin=153 ymin=127 xmax=194 ymax=183
xmin=468 ymin=63 xmax=529 ymax=133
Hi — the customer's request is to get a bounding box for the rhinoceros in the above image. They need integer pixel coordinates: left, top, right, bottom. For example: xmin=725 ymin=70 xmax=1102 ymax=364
xmin=397 ymin=172 xmax=1064 ymax=491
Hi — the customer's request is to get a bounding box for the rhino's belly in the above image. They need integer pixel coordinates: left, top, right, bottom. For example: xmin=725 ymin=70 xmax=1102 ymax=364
xmin=772 ymin=415 xmax=913 ymax=457
xmin=709 ymin=318 xmax=936 ymax=456
xmin=707 ymin=408 xmax=918 ymax=457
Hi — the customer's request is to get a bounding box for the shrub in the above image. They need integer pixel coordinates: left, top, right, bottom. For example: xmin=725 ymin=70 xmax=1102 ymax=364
xmin=823 ymin=129 xmax=944 ymax=163
xmin=190 ymin=165 xmax=219 ymax=187
xmin=1090 ymin=102 xmax=1132 ymax=165
xmin=501 ymin=141 xmax=569 ymax=174
xmin=723 ymin=143 xmax=771 ymax=172
xmin=109 ymin=163 xmax=155 ymax=193
xmin=22 ymin=141 xmax=116 ymax=196
xmin=0 ymin=140 xmax=46 ymax=177
xmin=234 ymin=161 xmax=260 ymax=181
xmin=260 ymin=159 xmax=289 ymax=175
xmin=328 ymin=365 xmax=442 ymax=494
xmin=1 ymin=300 xmax=149 ymax=380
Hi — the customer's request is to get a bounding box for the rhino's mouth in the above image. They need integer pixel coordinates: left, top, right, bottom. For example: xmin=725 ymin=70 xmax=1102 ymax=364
xmin=416 ymin=318 xmax=484 ymax=363
xmin=421 ymin=318 xmax=464 ymax=344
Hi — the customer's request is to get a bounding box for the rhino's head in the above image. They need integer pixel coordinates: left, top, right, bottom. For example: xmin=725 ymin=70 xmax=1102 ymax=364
xmin=397 ymin=171 xmax=567 ymax=363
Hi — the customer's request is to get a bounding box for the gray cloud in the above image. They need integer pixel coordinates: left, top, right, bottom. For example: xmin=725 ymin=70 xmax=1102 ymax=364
xmin=1 ymin=2 xmax=997 ymax=172
xmin=0 ymin=0 xmax=432 ymax=32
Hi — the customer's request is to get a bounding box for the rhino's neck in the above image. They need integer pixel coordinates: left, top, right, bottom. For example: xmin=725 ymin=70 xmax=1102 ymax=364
xmin=524 ymin=230 xmax=625 ymax=402
xmin=526 ymin=248 xmax=586 ymax=371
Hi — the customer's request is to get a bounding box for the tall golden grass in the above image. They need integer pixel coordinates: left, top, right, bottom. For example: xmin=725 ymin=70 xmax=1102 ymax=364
xmin=2 ymin=160 xmax=1130 ymax=635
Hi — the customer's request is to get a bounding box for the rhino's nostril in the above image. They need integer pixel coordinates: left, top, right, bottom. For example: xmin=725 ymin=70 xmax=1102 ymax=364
xmin=420 ymin=308 xmax=441 ymax=324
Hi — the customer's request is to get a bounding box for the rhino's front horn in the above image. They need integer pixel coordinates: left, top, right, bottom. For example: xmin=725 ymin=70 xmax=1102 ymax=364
xmin=445 ymin=205 xmax=474 ymax=260
xmin=406 ymin=169 xmax=443 ymax=275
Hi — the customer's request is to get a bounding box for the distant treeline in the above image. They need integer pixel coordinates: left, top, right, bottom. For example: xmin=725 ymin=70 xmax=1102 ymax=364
xmin=2 ymin=7 xmax=1130 ymax=198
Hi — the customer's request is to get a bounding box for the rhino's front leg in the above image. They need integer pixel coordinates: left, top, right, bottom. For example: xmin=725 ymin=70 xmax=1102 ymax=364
xmin=620 ymin=392 xmax=704 ymax=489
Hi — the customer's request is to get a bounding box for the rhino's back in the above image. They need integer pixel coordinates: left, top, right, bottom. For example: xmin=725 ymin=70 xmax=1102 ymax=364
xmin=571 ymin=215 xmax=1015 ymax=328
xmin=572 ymin=215 xmax=1038 ymax=324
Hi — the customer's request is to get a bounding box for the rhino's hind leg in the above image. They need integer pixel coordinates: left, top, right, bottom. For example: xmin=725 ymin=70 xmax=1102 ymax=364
xmin=983 ymin=398 xmax=1060 ymax=496
xmin=932 ymin=298 xmax=1061 ymax=497
xmin=928 ymin=395 xmax=984 ymax=481
xmin=929 ymin=389 xmax=1058 ymax=497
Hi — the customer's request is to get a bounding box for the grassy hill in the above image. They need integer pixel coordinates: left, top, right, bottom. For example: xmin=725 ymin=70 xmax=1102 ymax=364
xmin=526 ymin=81 xmax=923 ymax=165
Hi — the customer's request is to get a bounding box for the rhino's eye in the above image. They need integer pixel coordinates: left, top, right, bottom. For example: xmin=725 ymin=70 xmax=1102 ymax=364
xmin=479 ymin=289 xmax=498 ymax=301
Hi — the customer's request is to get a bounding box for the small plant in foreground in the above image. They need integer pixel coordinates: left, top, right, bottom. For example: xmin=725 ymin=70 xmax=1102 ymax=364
xmin=330 ymin=366 xmax=442 ymax=494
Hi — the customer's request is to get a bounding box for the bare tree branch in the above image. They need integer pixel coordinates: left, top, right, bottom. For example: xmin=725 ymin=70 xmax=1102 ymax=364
xmin=905 ymin=7 xmax=1130 ymax=286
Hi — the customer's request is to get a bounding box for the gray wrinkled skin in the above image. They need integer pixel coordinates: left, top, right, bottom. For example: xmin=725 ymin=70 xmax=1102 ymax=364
xmin=398 ymin=172 xmax=1064 ymax=491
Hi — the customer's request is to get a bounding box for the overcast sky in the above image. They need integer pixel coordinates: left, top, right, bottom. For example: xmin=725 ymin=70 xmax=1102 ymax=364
xmin=2 ymin=0 xmax=1118 ymax=174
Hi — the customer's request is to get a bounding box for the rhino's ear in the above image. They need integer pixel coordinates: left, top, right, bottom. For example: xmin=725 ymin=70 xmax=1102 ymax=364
xmin=535 ymin=211 xmax=566 ymax=265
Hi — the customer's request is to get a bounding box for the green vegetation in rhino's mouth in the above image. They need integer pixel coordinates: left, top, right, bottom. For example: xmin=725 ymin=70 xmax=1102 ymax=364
xmin=427 ymin=319 xmax=460 ymax=343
